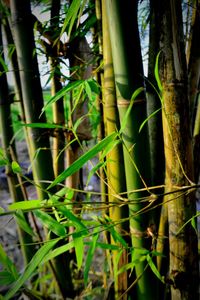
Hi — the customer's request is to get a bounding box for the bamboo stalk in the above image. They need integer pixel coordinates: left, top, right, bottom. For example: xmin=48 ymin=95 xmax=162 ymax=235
xmin=0 ymin=20 xmax=35 ymax=264
xmin=102 ymin=0 xmax=129 ymax=297
xmin=160 ymin=1 xmax=199 ymax=299
xmin=105 ymin=1 xmax=154 ymax=299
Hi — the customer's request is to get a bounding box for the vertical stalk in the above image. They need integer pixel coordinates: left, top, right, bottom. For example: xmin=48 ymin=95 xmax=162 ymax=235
xmin=105 ymin=1 xmax=154 ymax=299
xmin=0 ymin=20 xmax=35 ymax=264
xmin=10 ymin=0 xmax=55 ymax=199
xmin=50 ymin=0 xmax=65 ymax=178
xmin=160 ymin=1 xmax=199 ymax=299
xmin=102 ymin=0 xmax=129 ymax=297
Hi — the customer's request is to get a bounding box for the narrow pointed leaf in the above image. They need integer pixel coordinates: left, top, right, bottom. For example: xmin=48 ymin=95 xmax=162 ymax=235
xmin=154 ymin=51 xmax=162 ymax=92
xmin=119 ymin=87 xmax=144 ymax=134
xmin=84 ymin=230 xmax=99 ymax=286
xmin=4 ymin=239 xmax=58 ymax=300
xmin=11 ymin=161 xmax=21 ymax=174
xmin=47 ymin=132 xmax=117 ymax=189
xmin=34 ymin=210 xmax=66 ymax=237
xmin=15 ymin=210 xmax=35 ymax=236
xmin=73 ymin=233 xmax=84 ymax=270
xmin=146 ymin=254 xmax=164 ymax=283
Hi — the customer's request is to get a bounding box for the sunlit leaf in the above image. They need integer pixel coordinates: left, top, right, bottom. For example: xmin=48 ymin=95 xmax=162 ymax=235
xmin=84 ymin=230 xmax=99 ymax=286
xmin=146 ymin=254 xmax=165 ymax=283
xmin=154 ymin=51 xmax=162 ymax=92
xmin=15 ymin=210 xmax=35 ymax=236
xmin=42 ymin=241 xmax=74 ymax=264
xmin=22 ymin=123 xmax=65 ymax=129
xmin=41 ymin=80 xmax=83 ymax=115
xmin=11 ymin=161 xmax=21 ymax=174
xmin=34 ymin=210 xmax=66 ymax=237
xmin=119 ymin=87 xmax=144 ymax=134
xmin=47 ymin=132 xmax=117 ymax=189
xmin=73 ymin=233 xmax=84 ymax=270
xmin=139 ymin=108 xmax=161 ymax=133
xmin=9 ymin=200 xmax=41 ymax=211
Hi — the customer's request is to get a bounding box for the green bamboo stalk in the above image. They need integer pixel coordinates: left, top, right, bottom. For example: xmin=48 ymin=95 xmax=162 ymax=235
xmin=94 ymin=0 xmax=108 ymax=204
xmin=160 ymin=1 xmax=199 ymax=299
xmin=0 ymin=20 xmax=35 ymax=264
xmin=105 ymin=1 xmax=154 ymax=299
xmin=102 ymin=0 xmax=129 ymax=297
xmin=9 ymin=0 xmax=55 ymax=200
xmin=9 ymin=1 xmax=74 ymax=297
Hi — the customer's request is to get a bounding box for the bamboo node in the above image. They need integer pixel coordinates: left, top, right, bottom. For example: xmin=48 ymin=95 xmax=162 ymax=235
xmin=117 ymin=98 xmax=145 ymax=107
xmin=130 ymin=226 xmax=145 ymax=238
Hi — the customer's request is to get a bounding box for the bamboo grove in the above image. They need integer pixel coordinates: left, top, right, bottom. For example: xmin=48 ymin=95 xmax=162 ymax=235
xmin=0 ymin=0 xmax=199 ymax=299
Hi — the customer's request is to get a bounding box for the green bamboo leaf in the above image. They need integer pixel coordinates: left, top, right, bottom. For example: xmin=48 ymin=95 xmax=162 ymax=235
xmin=84 ymin=80 xmax=93 ymax=100
xmin=191 ymin=217 xmax=198 ymax=234
xmin=41 ymin=80 xmax=83 ymax=115
xmin=73 ymin=233 xmax=84 ymax=270
xmin=0 ymin=245 xmax=19 ymax=280
xmin=60 ymin=0 xmax=82 ymax=38
xmin=0 ymin=207 xmax=5 ymax=214
xmin=146 ymin=254 xmax=164 ymax=283
xmin=4 ymin=239 xmax=58 ymax=300
xmin=9 ymin=200 xmax=41 ymax=211
xmin=15 ymin=210 xmax=35 ymax=237
xmin=100 ymin=139 xmax=121 ymax=160
xmin=22 ymin=123 xmax=65 ymax=129
xmin=47 ymin=132 xmax=117 ymax=189
xmin=11 ymin=161 xmax=21 ymax=174
xmin=86 ymin=161 xmax=105 ymax=186
xmin=58 ymin=206 xmax=88 ymax=233
xmin=42 ymin=241 xmax=74 ymax=264
xmin=0 ymin=54 xmax=8 ymax=73
xmin=34 ymin=210 xmax=66 ymax=237
xmin=154 ymin=51 xmax=162 ymax=92
xmin=0 ymin=271 xmax=16 ymax=286
xmin=139 ymin=108 xmax=161 ymax=133
xmin=119 ymin=87 xmax=144 ymax=134
xmin=84 ymin=241 xmax=120 ymax=251
xmin=84 ymin=230 xmax=99 ymax=286
xmin=86 ymin=78 xmax=100 ymax=95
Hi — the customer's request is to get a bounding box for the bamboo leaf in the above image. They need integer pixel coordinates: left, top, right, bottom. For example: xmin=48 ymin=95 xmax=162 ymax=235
xmin=42 ymin=241 xmax=75 ymax=264
xmin=47 ymin=132 xmax=117 ymax=189
xmin=154 ymin=51 xmax=162 ymax=92
xmin=0 ymin=245 xmax=19 ymax=280
xmin=4 ymin=239 xmax=58 ymax=300
xmin=85 ymin=241 xmax=120 ymax=251
xmin=58 ymin=206 xmax=88 ymax=233
xmin=34 ymin=210 xmax=66 ymax=237
xmin=60 ymin=0 xmax=82 ymax=38
xmin=73 ymin=233 xmax=84 ymax=270
xmin=11 ymin=161 xmax=21 ymax=174
xmin=146 ymin=254 xmax=164 ymax=283
xmin=86 ymin=161 xmax=105 ymax=186
xmin=139 ymin=108 xmax=161 ymax=133
xmin=0 ymin=54 xmax=8 ymax=73
xmin=0 ymin=271 xmax=16 ymax=286
xmin=84 ymin=230 xmax=99 ymax=286
xmin=119 ymin=87 xmax=144 ymax=134
xmin=41 ymin=80 xmax=83 ymax=115
xmin=9 ymin=200 xmax=41 ymax=211
xmin=15 ymin=210 xmax=35 ymax=237
xmin=22 ymin=123 xmax=65 ymax=129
